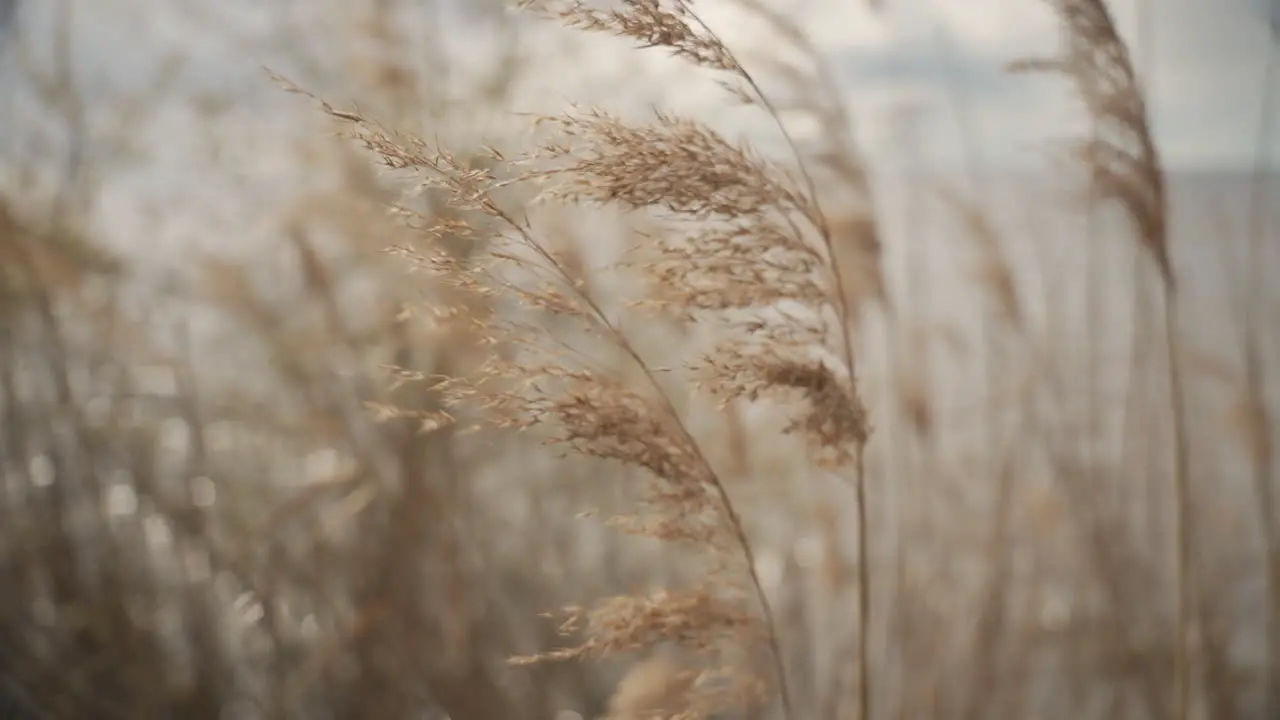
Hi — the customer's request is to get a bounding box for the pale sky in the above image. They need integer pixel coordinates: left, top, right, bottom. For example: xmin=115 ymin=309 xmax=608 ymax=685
xmin=0 ymin=0 xmax=1276 ymax=177
xmin=666 ymin=0 xmax=1278 ymax=171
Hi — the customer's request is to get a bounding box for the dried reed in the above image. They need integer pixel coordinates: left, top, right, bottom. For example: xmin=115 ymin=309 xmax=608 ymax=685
xmin=1013 ymin=1 xmax=1194 ymax=717
xmin=284 ymin=1 xmax=878 ymax=716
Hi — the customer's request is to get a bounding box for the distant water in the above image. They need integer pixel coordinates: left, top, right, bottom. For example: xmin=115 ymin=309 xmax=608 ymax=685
xmin=867 ymin=168 xmax=1278 ymax=349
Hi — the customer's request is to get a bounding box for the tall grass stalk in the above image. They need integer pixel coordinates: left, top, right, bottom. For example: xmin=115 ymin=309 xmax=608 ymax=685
xmin=1247 ymin=27 xmax=1278 ymax=717
xmin=284 ymin=1 xmax=880 ymax=715
xmin=1015 ymin=1 xmax=1195 ymax=716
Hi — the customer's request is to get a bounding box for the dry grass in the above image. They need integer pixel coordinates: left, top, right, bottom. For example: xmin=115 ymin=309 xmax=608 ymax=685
xmin=0 ymin=0 xmax=1274 ymax=718
xmin=1013 ymin=2 xmax=1192 ymax=716
xmin=276 ymin=4 xmax=881 ymax=717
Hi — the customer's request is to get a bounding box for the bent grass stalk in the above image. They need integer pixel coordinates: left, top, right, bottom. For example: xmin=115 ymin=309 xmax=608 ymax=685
xmin=1014 ymin=1 xmax=1194 ymax=716
xmin=281 ymin=1 xmax=877 ymax=716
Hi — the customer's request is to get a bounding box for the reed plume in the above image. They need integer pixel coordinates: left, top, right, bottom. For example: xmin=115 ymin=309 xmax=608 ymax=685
xmin=1013 ymin=1 xmax=1193 ymax=716
xmin=279 ymin=1 xmax=879 ymax=716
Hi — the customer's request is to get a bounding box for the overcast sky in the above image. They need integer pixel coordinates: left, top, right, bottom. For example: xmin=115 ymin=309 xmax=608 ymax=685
xmin=701 ymin=0 xmax=1278 ymax=171
xmin=0 ymin=0 xmax=1276 ymax=176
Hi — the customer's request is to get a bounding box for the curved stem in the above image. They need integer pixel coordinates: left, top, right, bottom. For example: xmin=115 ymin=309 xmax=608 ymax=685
xmin=497 ymin=207 xmax=796 ymax=720
xmin=1162 ymin=282 xmax=1193 ymax=720
xmin=682 ymin=11 xmax=873 ymax=716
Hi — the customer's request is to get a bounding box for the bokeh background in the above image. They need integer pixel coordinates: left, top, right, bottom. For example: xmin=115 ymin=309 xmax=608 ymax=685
xmin=0 ymin=0 xmax=1276 ymax=718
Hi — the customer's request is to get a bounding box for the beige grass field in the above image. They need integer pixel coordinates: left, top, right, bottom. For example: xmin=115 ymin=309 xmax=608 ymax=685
xmin=0 ymin=0 xmax=1276 ymax=718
